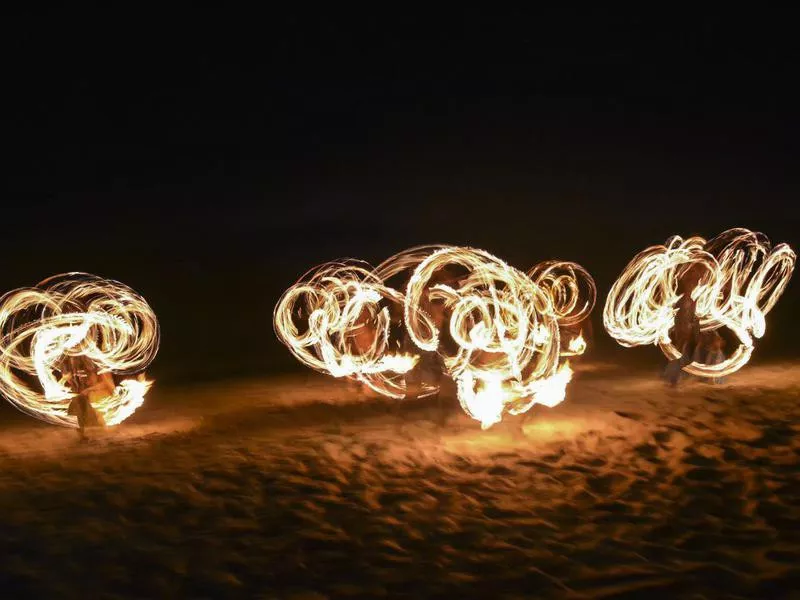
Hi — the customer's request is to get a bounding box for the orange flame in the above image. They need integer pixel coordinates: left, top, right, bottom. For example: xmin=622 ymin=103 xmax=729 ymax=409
xmin=0 ymin=273 xmax=160 ymax=427
xmin=604 ymin=228 xmax=795 ymax=377
xmin=275 ymin=246 xmax=596 ymax=429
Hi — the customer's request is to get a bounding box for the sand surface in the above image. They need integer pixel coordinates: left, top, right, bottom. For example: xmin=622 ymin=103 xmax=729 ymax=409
xmin=1 ymin=361 xmax=799 ymax=599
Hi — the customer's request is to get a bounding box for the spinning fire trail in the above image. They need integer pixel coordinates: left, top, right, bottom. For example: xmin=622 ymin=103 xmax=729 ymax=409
xmin=274 ymin=245 xmax=595 ymax=429
xmin=603 ymin=228 xmax=795 ymax=377
xmin=0 ymin=273 xmax=160 ymax=427
xmin=272 ymin=260 xmax=418 ymax=400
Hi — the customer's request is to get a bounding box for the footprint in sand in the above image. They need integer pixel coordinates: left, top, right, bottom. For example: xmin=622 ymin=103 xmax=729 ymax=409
xmin=652 ymin=429 xmax=672 ymax=444
xmin=516 ymin=459 xmax=553 ymax=470
xmin=614 ymin=410 xmax=644 ymax=421
xmin=586 ymin=472 xmax=627 ymax=494
xmin=682 ymin=449 xmax=721 ymax=468
xmin=747 ymin=422 xmax=796 ymax=448
xmin=702 ymin=395 xmax=726 ymax=405
xmin=684 ymin=466 xmax=723 ymax=482
xmin=634 ymin=442 xmax=661 ymax=464
xmin=487 ymin=465 xmax=514 ymax=476
xmin=541 ymin=451 xmax=565 ymax=464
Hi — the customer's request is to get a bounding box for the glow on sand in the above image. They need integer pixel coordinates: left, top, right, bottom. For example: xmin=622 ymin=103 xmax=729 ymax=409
xmin=0 ymin=273 xmax=160 ymax=427
xmin=603 ymin=228 xmax=795 ymax=378
xmin=275 ymin=246 xmax=596 ymax=429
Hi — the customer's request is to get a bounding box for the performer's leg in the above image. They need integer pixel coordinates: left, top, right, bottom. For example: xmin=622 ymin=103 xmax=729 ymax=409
xmin=664 ymin=357 xmax=682 ymax=387
xmin=665 ymin=343 xmax=691 ymax=387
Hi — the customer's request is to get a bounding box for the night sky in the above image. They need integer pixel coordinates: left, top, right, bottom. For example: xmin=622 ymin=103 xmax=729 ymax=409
xmin=5 ymin=10 xmax=800 ymax=382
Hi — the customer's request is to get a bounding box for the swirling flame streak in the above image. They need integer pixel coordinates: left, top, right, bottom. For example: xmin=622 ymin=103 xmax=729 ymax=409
xmin=405 ymin=247 xmax=594 ymax=428
xmin=0 ymin=273 xmax=160 ymax=427
xmin=275 ymin=246 xmax=596 ymax=429
xmin=273 ymin=261 xmax=419 ymax=399
xmin=603 ymin=228 xmax=795 ymax=377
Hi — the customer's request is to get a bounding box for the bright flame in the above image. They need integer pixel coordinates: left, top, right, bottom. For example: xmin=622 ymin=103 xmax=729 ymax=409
xmin=604 ymin=228 xmax=795 ymax=377
xmin=273 ymin=261 xmax=420 ymax=399
xmin=524 ymin=361 xmax=573 ymax=409
xmin=456 ymin=370 xmax=508 ymax=430
xmin=275 ymin=246 xmax=596 ymax=428
xmin=0 ymin=273 xmax=160 ymax=428
xmin=457 ymin=361 xmax=574 ymax=429
xmin=363 ymin=353 xmax=419 ymax=374
xmin=564 ymin=332 xmax=586 ymax=356
xmin=404 ymin=247 xmax=593 ymax=427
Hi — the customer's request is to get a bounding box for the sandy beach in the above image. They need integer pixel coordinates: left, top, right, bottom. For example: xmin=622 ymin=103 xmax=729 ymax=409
xmin=0 ymin=361 xmax=799 ymax=599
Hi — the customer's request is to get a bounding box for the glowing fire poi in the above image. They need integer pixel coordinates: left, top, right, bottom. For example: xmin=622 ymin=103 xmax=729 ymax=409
xmin=274 ymin=246 xmax=596 ymax=429
xmin=273 ymin=261 xmax=420 ymax=399
xmin=0 ymin=273 xmax=160 ymax=427
xmin=528 ymin=260 xmax=595 ymax=358
xmin=405 ymin=247 xmax=595 ymax=428
xmin=603 ymin=228 xmax=795 ymax=377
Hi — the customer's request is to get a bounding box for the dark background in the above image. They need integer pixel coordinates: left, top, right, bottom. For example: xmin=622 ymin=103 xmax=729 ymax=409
xmin=5 ymin=9 xmax=799 ymax=384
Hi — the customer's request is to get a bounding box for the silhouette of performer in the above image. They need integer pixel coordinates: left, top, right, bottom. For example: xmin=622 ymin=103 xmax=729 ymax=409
xmin=664 ymin=266 xmax=703 ymax=386
xmin=62 ymin=355 xmax=113 ymax=440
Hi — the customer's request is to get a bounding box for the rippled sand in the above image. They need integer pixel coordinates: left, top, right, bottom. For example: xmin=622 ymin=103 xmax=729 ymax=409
xmin=1 ymin=361 xmax=799 ymax=599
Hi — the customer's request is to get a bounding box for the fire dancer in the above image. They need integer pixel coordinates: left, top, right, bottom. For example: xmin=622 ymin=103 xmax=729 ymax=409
xmin=664 ymin=265 xmax=703 ymax=386
xmin=346 ymin=305 xmax=377 ymax=399
xmin=63 ymin=355 xmax=113 ymax=440
xmin=402 ymin=301 xmax=446 ymax=418
xmin=403 ymin=265 xmax=465 ymax=425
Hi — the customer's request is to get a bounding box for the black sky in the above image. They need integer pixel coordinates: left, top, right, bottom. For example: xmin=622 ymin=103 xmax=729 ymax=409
xmin=5 ymin=9 xmax=800 ymax=381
